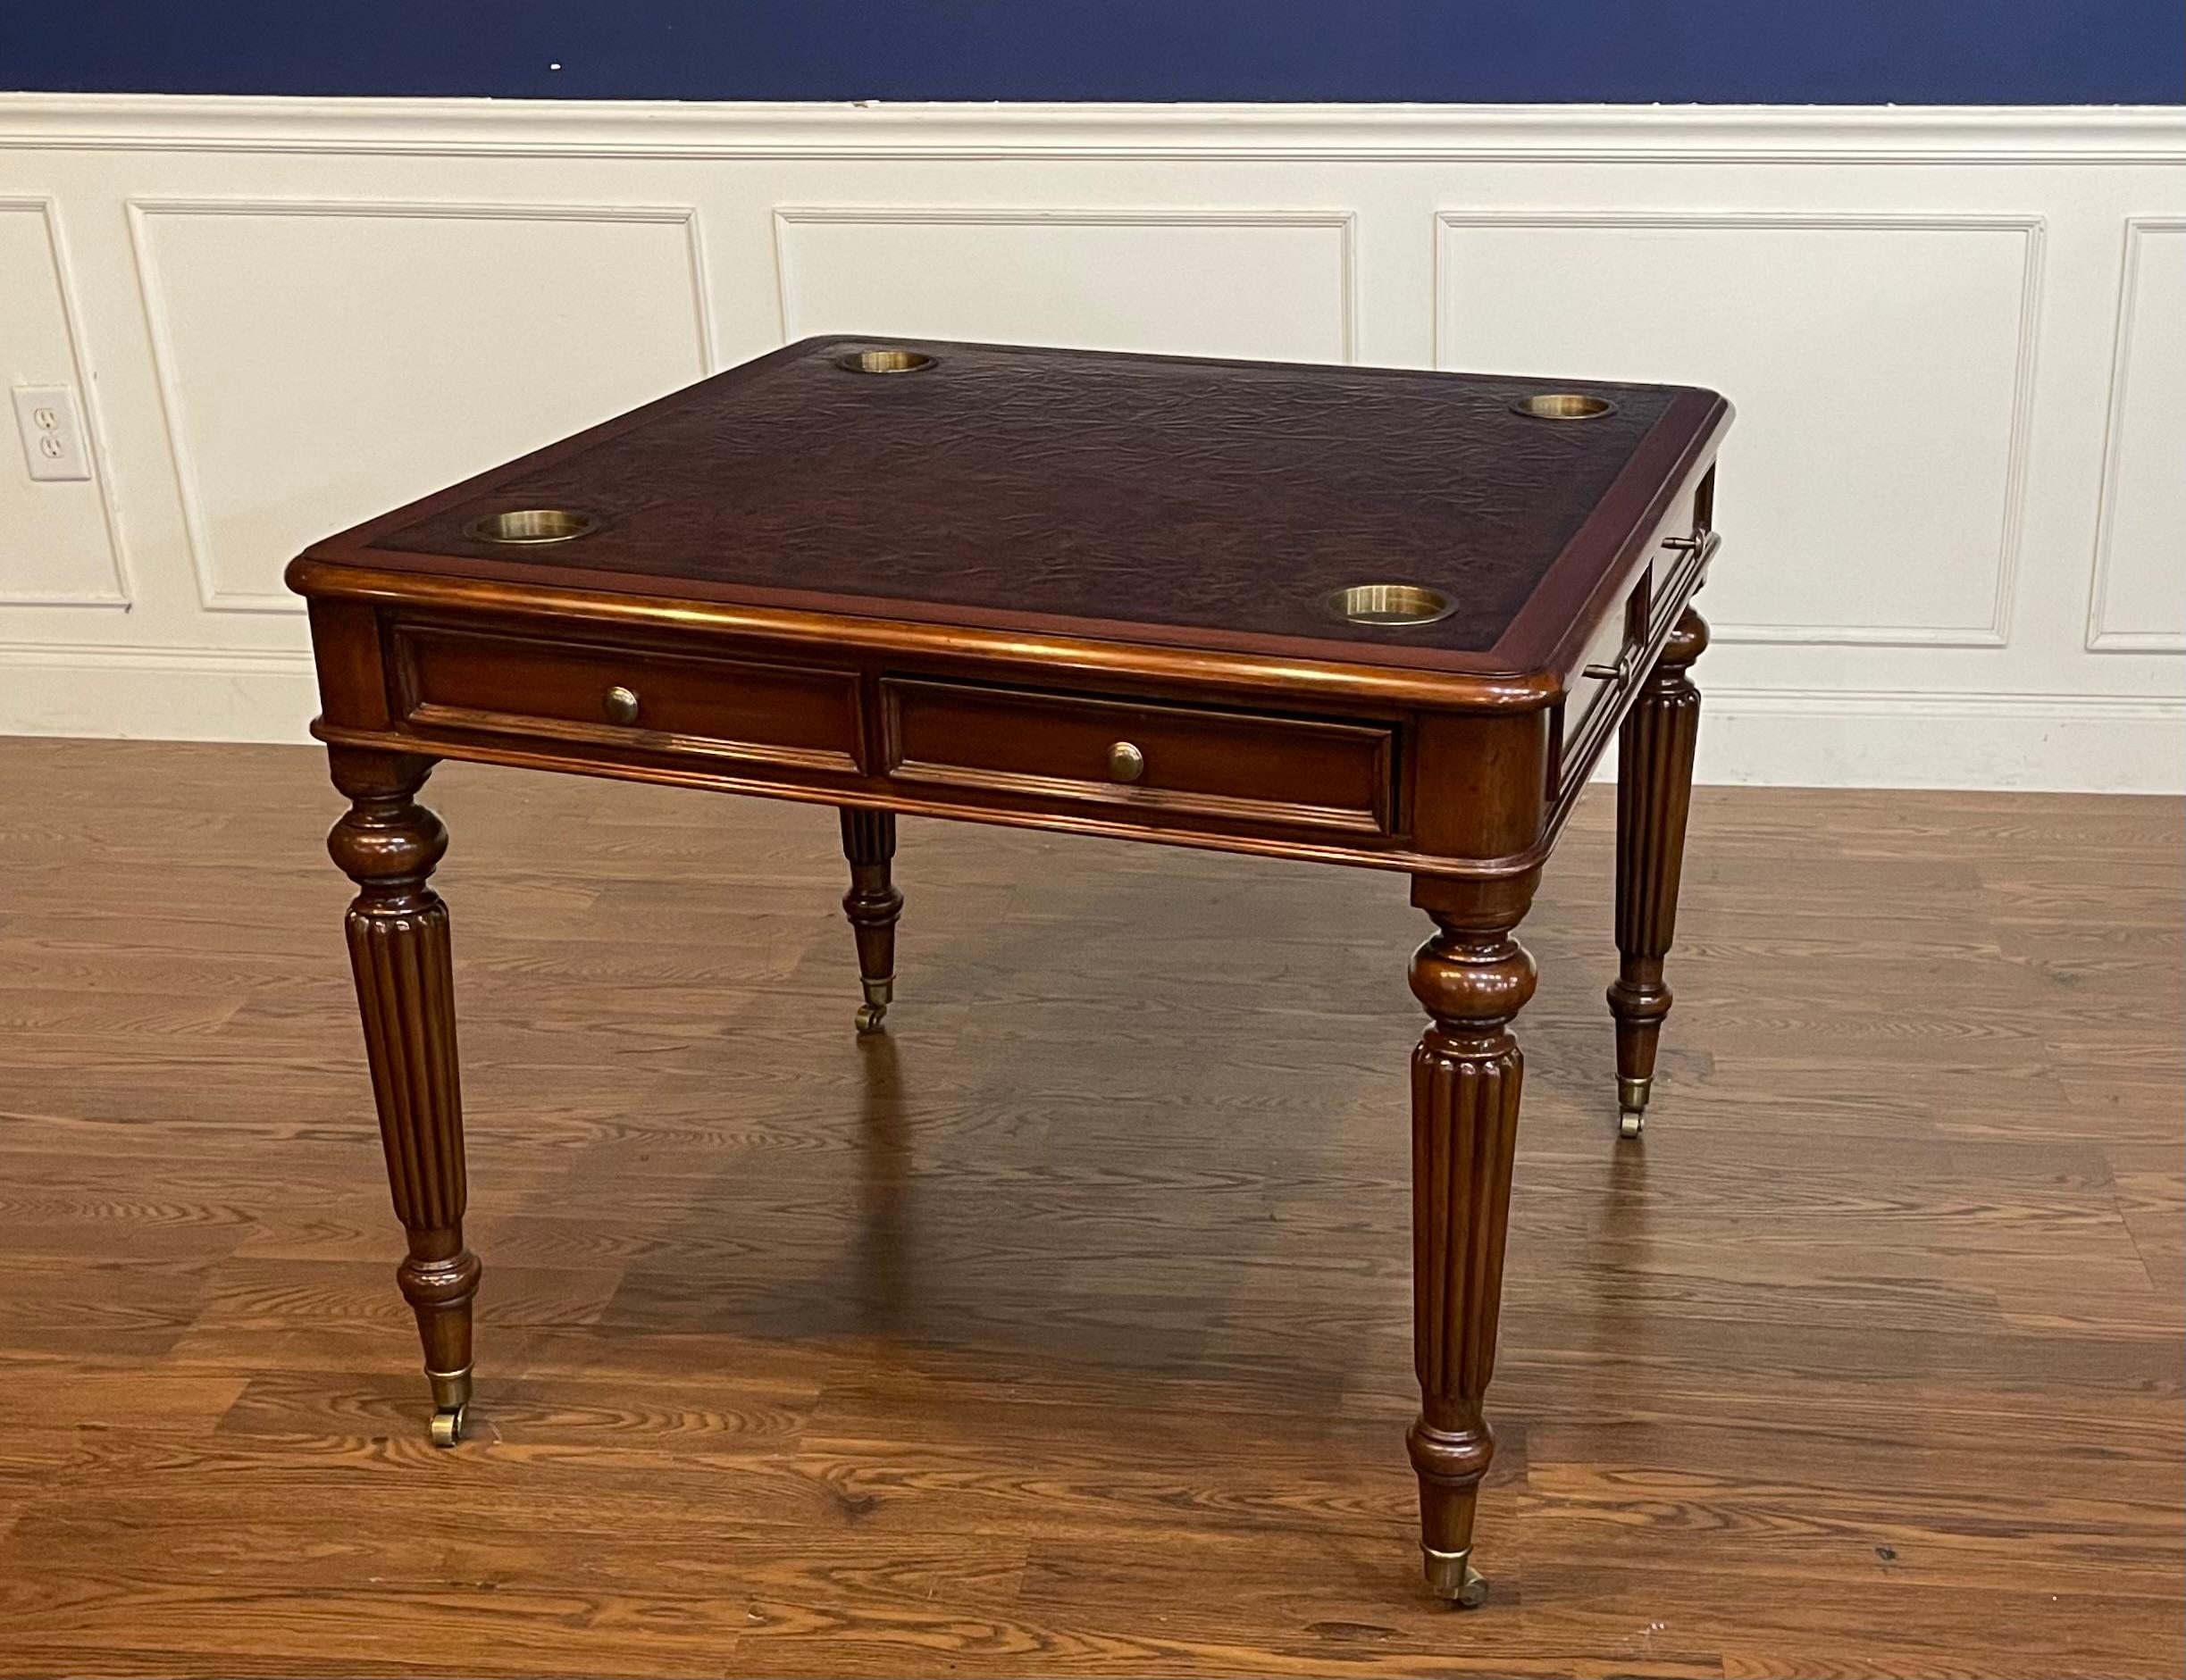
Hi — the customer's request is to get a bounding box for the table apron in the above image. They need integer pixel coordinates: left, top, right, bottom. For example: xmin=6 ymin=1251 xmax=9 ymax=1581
xmin=302 ymin=539 xmax=1717 ymax=883
xmin=307 ymin=609 xmax=1575 ymax=879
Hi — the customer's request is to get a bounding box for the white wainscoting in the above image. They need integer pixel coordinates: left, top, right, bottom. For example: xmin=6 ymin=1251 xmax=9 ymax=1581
xmin=0 ymin=195 xmax=129 ymax=605
xmin=1 ymin=96 xmax=2180 ymax=790
xmin=128 ymin=197 xmax=716 ymax=613
xmin=1435 ymin=212 xmax=2044 ymax=648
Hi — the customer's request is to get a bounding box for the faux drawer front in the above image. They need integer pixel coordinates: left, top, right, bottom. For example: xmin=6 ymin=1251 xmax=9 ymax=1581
xmin=883 ymin=679 xmax=1396 ymax=836
xmin=395 ymin=624 xmax=862 ymax=773
xmin=1563 ymin=564 xmax=1654 ymax=755
xmin=1552 ymin=524 xmax=1718 ymax=798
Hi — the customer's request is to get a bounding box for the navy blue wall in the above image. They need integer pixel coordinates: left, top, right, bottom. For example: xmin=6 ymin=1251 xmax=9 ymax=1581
xmin=3 ymin=2 xmax=2179 ymax=105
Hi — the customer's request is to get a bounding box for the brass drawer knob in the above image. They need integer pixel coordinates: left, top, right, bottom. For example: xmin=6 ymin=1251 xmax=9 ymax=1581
xmin=1106 ymin=740 xmax=1145 ymax=783
xmin=602 ymin=685 xmax=641 ymax=726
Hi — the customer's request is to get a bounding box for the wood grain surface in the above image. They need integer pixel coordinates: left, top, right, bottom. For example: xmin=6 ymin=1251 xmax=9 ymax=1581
xmin=1 ymin=735 xmax=2179 ymax=1678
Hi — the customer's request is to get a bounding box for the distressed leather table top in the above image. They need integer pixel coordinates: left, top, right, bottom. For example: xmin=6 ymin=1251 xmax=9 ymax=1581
xmin=302 ymin=338 xmax=1728 ymax=680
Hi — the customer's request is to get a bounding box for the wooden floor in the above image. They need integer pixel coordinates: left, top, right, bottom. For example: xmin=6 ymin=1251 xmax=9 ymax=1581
xmin=0 ymin=736 xmax=2179 ymax=1678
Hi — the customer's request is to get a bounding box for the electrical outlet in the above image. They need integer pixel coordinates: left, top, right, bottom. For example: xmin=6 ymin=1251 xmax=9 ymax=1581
xmin=13 ymin=384 xmax=93 ymax=482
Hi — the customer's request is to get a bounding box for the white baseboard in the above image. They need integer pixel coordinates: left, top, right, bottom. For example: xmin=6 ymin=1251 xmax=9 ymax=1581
xmin=4 ymin=648 xmax=2174 ymax=794
xmin=0 ymin=645 xmax=318 ymax=742
xmin=1694 ymin=688 xmax=2184 ymax=793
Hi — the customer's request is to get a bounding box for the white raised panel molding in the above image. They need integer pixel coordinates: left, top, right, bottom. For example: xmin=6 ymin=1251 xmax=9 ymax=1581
xmin=1435 ymin=211 xmax=2045 ymax=648
xmin=773 ymin=205 xmax=1357 ymax=364
xmin=126 ymin=196 xmax=717 ymax=613
xmin=0 ymin=195 xmax=130 ymax=606
xmin=2086 ymin=217 xmax=2186 ymax=653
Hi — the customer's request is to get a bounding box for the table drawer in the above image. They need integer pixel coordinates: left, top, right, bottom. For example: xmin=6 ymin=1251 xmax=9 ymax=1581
xmin=393 ymin=623 xmax=863 ymax=773
xmin=882 ymin=678 xmax=1396 ymax=836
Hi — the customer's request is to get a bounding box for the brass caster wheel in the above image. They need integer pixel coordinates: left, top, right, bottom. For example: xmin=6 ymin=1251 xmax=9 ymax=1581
xmin=1422 ymin=1546 xmax=1489 ymax=1609
xmin=429 ymin=1404 xmax=466 ymax=1448
xmin=1619 ymin=1108 xmax=1645 ymax=1140
xmin=855 ymin=975 xmax=892 ymax=1035
xmin=426 ymin=1366 xmax=471 ymax=1447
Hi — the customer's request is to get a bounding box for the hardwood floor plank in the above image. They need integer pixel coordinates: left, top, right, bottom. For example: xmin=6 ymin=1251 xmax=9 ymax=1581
xmin=0 ymin=737 xmax=2177 ymax=1677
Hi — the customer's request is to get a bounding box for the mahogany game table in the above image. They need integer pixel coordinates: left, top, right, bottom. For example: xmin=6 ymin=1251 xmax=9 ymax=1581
xmin=288 ymin=337 xmax=1731 ymax=1606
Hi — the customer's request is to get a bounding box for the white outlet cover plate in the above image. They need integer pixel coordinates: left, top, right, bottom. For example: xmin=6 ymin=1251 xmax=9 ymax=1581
xmin=13 ymin=384 xmax=93 ymax=482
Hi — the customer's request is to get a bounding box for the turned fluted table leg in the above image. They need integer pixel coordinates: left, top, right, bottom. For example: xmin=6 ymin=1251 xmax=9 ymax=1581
xmin=1405 ymin=871 xmax=1537 ymax=1609
xmin=839 ymin=807 xmax=903 ymax=1034
xmin=326 ymin=747 xmax=479 ymax=1447
xmin=1609 ymin=606 xmax=1709 ymax=1139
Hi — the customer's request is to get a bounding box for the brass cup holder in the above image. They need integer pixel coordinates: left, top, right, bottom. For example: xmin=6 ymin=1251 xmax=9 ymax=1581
xmin=464 ymin=507 xmax=601 ymax=545
xmin=1511 ymin=392 xmax=1616 ymax=422
xmin=834 ymin=348 xmax=936 ymax=376
xmin=1326 ymin=582 xmax=1457 ymax=628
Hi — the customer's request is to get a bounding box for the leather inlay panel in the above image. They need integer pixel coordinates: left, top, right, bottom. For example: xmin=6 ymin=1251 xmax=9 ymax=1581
xmin=370 ymin=339 xmax=1696 ymax=659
